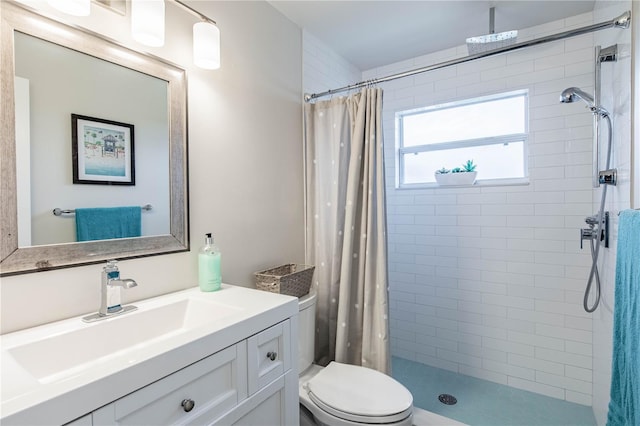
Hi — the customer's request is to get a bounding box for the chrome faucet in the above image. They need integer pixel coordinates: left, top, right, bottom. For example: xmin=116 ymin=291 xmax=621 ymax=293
xmin=83 ymin=260 xmax=138 ymax=323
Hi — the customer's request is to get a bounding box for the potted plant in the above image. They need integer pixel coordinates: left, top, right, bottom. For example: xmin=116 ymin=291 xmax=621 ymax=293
xmin=434 ymin=160 xmax=477 ymax=186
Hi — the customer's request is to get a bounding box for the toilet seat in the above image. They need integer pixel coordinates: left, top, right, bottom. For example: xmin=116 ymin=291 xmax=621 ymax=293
xmin=306 ymin=362 xmax=413 ymax=424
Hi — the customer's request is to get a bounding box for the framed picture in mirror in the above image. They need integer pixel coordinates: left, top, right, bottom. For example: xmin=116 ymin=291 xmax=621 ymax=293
xmin=71 ymin=114 xmax=135 ymax=185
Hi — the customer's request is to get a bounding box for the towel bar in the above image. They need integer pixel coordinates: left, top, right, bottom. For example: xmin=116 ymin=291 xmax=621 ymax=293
xmin=53 ymin=204 xmax=152 ymax=216
xmin=617 ymin=208 xmax=640 ymax=216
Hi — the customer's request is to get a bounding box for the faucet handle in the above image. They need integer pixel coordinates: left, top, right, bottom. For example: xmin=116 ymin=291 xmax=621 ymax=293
xmin=104 ymin=259 xmax=119 ymax=271
xmin=104 ymin=260 xmax=120 ymax=283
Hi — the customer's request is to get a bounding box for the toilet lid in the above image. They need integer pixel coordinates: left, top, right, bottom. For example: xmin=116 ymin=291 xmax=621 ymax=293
xmin=306 ymin=362 xmax=413 ymax=423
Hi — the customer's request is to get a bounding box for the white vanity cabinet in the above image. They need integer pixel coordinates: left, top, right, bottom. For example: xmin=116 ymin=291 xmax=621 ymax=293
xmin=90 ymin=320 xmax=296 ymax=426
xmin=2 ymin=286 xmax=299 ymax=426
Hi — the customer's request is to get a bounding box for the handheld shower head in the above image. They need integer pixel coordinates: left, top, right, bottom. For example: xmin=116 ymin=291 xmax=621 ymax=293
xmin=560 ymin=87 xmax=595 ymax=106
xmin=559 ymin=87 xmax=609 ymax=116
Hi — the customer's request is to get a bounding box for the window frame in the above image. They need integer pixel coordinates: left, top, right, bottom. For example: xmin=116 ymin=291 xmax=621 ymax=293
xmin=396 ymin=90 xmax=529 ymax=189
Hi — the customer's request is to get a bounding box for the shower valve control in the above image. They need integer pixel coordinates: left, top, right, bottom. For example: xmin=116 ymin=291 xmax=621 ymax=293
xmin=580 ymin=228 xmax=597 ymax=249
xmin=580 ymin=212 xmax=610 ymax=249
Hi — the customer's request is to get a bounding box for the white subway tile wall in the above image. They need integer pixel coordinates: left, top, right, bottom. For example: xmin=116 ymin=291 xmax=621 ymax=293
xmin=364 ymin=12 xmax=599 ymax=406
xmin=303 ymin=30 xmax=361 ymax=98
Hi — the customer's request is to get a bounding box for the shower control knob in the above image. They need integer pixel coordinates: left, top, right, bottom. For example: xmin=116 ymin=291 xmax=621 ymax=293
xmin=580 ymin=228 xmax=597 ymax=249
xmin=181 ymin=399 xmax=195 ymax=412
xmin=266 ymin=351 xmax=277 ymax=361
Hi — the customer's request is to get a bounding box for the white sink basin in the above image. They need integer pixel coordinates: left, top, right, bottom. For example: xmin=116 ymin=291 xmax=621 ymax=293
xmin=1 ymin=285 xmax=298 ymax=426
xmin=7 ymin=297 xmax=240 ymax=383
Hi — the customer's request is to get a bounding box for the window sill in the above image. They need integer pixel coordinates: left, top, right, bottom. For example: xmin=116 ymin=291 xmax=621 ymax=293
xmin=397 ymin=177 xmax=530 ymax=190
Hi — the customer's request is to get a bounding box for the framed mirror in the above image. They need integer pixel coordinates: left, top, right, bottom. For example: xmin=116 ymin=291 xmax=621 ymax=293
xmin=1 ymin=1 xmax=189 ymax=276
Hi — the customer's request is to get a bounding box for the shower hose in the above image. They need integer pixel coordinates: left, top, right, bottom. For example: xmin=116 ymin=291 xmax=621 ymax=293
xmin=584 ymin=113 xmax=612 ymax=313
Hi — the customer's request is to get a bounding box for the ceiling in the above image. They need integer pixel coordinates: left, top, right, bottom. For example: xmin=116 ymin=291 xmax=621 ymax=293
xmin=268 ymin=1 xmax=596 ymax=70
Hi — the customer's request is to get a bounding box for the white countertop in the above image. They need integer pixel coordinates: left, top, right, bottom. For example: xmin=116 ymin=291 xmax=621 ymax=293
xmin=0 ymin=285 xmax=298 ymax=425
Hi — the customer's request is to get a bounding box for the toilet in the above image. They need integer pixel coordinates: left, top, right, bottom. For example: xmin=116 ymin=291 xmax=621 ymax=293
xmin=298 ymin=292 xmax=413 ymax=426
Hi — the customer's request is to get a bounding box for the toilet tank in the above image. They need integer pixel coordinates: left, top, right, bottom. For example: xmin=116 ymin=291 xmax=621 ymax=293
xmin=298 ymin=292 xmax=317 ymax=374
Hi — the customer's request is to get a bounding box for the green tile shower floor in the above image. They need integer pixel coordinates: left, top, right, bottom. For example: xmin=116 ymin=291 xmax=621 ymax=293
xmin=391 ymin=357 xmax=597 ymax=426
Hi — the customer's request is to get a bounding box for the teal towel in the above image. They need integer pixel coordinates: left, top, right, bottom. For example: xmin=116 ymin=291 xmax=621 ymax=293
xmin=606 ymin=209 xmax=640 ymax=426
xmin=75 ymin=206 xmax=141 ymax=242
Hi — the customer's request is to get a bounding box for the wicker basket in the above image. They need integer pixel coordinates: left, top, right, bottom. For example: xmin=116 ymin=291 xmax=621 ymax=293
xmin=254 ymin=264 xmax=315 ymax=298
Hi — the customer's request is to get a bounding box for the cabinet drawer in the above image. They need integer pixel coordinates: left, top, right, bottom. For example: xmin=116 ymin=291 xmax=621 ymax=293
xmin=94 ymin=342 xmax=248 ymax=425
xmin=247 ymin=320 xmax=290 ymax=395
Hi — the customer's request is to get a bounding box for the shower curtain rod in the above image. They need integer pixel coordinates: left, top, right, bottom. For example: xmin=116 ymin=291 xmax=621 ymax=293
xmin=303 ymin=11 xmax=631 ymax=103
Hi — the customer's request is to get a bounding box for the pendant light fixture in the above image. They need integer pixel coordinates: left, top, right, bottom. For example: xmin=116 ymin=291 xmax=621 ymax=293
xmin=131 ymin=0 xmax=165 ymax=47
xmin=47 ymin=0 xmax=90 ymax=16
xmin=193 ymin=21 xmax=220 ymax=70
xmin=175 ymin=0 xmax=221 ymax=70
xmin=42 ymin=0 xmax=220 ymax=70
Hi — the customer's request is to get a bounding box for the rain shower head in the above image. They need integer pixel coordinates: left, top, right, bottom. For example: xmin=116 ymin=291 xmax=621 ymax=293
xmin=466 ymin=7 xmax=518 ymax=55
xmin=559 ymin=87 xmax=609 ymax=117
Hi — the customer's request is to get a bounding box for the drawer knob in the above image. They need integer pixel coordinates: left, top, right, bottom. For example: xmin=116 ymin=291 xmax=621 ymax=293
xmin=181 ymin=398 xmax=195 ymax=412
xmin=266 ymin=351 xmax=277 ymax=361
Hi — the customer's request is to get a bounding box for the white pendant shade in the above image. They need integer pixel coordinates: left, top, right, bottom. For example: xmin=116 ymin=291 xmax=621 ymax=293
xmin=131 ymin=0 xmax=165 ymax=47
xmin=47 ymin=0 xmax=90 ymax=16
xmin=193 ymin=22 xmax=220 ymax=70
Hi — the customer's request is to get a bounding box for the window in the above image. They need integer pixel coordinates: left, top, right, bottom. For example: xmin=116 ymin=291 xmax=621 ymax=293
xmin=396 ymin=90 xmax=528 ymax=187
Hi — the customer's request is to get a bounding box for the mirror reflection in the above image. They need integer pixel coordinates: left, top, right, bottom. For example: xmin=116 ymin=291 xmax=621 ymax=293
xmin=14 ymin=32 xmax=170 ymax=247
xmin=1 ymin=1 xmax=188 ymax=276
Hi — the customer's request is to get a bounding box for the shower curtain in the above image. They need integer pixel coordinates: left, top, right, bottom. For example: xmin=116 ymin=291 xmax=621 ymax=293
xmin=304 ymin=88 xmax=390 ymax=374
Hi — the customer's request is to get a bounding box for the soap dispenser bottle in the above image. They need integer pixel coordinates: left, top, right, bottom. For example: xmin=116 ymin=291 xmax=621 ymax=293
xmin=198 ymin=233 xmax=221 ymax=291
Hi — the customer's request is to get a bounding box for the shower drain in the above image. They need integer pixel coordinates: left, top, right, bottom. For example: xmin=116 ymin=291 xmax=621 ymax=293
xmin=438 ymin=394 xmax=457 ymax=405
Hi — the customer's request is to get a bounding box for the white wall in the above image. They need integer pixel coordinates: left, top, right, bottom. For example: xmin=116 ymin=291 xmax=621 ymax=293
xmin=364 ymin=13 xmax=602 ymax=405
xmin=1 ymin=1 xmax=304 ymax=334
xmin=591 ymin=1 xmax=632 ymax=424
